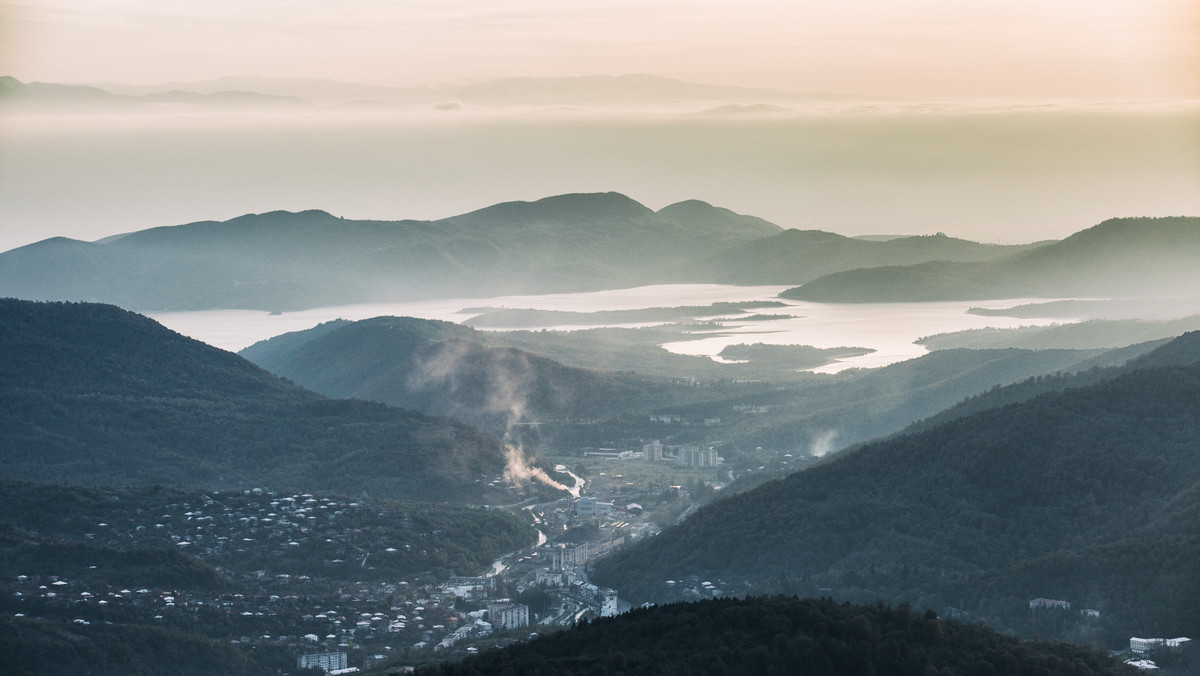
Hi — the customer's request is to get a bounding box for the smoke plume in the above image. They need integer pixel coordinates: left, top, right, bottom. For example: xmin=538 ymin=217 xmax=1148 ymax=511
xmin=809 ymin=429 xmax=840 ymax=457
xmin=410 ymin=338 xmax=569 ymax=492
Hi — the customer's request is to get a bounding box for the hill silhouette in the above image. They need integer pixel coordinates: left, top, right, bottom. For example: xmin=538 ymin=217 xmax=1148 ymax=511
xmin=592 ymin=333 xmax=1200 ymax=645
xmin=702 ymin=230 xmax=1041 ymax=285
xmin=0 ymin=194 xmax=777 ymax=311
xmin=785 ymin=216 xmax=1200 ymax=302
xmin=422 ymin=596 xmax=1135 ymax=676
xmin=240 ymin=316 xmax=676 ymax=433
xmin=1 ymin=192 xmax=1045 ymax=312
xmin=0 ymin=299 xmax=523 ymax=502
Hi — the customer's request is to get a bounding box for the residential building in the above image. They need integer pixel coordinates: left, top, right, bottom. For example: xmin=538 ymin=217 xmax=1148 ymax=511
xmin=1130 ymin=637 xmax=1192 ymax=655
xmin=601 ymin=589 xmax=619 ymax=617
xmin=487 ymin=601 xmax=530 ymax=631
xmin=298 ymin=651 xmax=347 ymax=673
xmin=642 ymin=440 xmax=663 ymax=462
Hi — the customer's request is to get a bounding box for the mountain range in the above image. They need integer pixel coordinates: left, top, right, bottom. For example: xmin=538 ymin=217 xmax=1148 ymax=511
xmin=0 ymin=192 xmax=1046 ymax=312
xmin=6 ymin=192 xmax=1193 ymax=313
xmin=592 ymin=332 xmax=1200 ymax=644
xmin=3 ymin=73 xmax=870 ymax=109
xmin=0 ymin=75 xmax=309 ymax=109
xmin=785 ymin=216 xmax=1200 ymax=302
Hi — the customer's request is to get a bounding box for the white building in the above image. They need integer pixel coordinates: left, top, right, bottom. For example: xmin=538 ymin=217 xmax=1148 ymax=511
xmin=1130 ymin=637 xmax=1192 ymax=655
xmin=487 ymin=601 xmax=530 ymax=631
xmin=298 ymin=651 xmax=348 ymax=673
xmin=601 ymin=589 xmax=619 ymax=617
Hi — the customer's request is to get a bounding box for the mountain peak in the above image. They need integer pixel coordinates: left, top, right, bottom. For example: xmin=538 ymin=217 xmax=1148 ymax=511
xmin=448 ymin=191 xmax=654 ymax=224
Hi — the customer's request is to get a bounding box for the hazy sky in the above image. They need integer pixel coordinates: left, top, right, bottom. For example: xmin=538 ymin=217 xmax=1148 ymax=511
xmin=3 ymin=0 xmax=1198 ymax=99
xmin=2 ymin=0 xmax=1198 ymax=252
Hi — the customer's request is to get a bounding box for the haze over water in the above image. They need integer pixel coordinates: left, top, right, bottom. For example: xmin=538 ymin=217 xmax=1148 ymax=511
xmin=150 ymin=284 xmax=1069 ymax=373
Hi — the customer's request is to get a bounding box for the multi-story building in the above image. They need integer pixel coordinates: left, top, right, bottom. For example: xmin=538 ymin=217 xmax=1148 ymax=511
xmin=543 ymin=542 xmax=589 ymax=569
xmin=1130 ymin=637 xmax=1192 ymax=655
xmin=601 ymin=589 xmax=619 ymax=617
xmin=297 ymin=651 xmax=347 ymax=673
xmin=679 ymin=446 xmax=719 ymax=468
xmin=488 ymin=601 xmax=530 ymax=631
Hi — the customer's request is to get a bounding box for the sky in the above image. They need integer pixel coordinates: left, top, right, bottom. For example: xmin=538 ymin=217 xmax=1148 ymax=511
xmin=4 ymin=0 xmax=1198 ymax=99
xmin=1 ymin=0 xmax=1198 ymax=251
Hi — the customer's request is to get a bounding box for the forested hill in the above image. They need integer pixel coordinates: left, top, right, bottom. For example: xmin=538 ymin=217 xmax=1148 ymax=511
xmin=592 ymin=333 xmax=1200 ymax=643
xmin=784 ymin=216 xmax=1200 ymax=302
xmin=0 ymin=299 xmax=525 ymax=503
xmin=1 ymin=191 xmax=1034 ymax=312
xmin=241 ymin=316 xmax=679 ymax=432
xmin=901 ymin=333 xmax=1200 ymax=435
xmin=423 ymin=597 xmax=1135 ymax=676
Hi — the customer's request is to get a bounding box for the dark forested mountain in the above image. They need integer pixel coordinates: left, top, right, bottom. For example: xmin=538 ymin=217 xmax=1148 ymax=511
xmin=0 ymin=299 xmax=529 ymax=502
xmin=423 ymin=597 xmax=1135 ymax=676
xmin=3 ymin=192 xmax=1042 ymax=312
xmin=592 ymin=332 xmax=1200 ymax=644
xmin=240 ymin=316 xmax=677 ymax=432
xmin=784 ymin=216 xmax=1200 ymax=302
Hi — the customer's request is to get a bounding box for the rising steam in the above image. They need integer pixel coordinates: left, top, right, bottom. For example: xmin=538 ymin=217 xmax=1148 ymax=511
xmin=503 ymin=443 xmax=570 ymax=492
xmin=410 ymin=338 xmax=570 ymax=493
xmin=809 ymin=429 xmax=840 ymax=458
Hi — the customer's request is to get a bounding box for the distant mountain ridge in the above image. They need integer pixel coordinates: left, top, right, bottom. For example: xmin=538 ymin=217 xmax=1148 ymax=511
xmin=785 ymin=216 xmax=1200 ymax=302
xmin=1 ymin=192 xmax=1041 ymax=312
xmin=0 ymin=299 xmax=528 ymax=502
xmin=77 ymin=73 xmax=870 ymax=107
xmin=0 ymin=75 xmax=308 ymax=109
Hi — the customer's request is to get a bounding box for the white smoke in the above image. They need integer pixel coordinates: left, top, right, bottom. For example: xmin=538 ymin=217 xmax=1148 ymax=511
xmin=410 ymin=338 xmax=569 ymax=492
xmin=503 ymin=443 xmax=570 ymax=492
xmin=809 ymin=429 xmax=840 ymax=457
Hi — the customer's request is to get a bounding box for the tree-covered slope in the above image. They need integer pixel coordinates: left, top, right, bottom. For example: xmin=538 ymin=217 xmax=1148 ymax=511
xmin=0 ymin=299 xmax=517 ymax=502
xmin=423 ymin=597 xmax=1135 ymax=676
xmin=592 ymin=335 xmax=1200 ymax=641
xmin=784 ymin=216 xmax=1200 ymax=302
xmin=241 ymin=316 xmax=683 ymax=431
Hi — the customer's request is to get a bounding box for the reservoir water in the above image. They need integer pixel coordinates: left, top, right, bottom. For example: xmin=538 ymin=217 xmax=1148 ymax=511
xmin=150 ymin=284 xmax=1070 ymax=374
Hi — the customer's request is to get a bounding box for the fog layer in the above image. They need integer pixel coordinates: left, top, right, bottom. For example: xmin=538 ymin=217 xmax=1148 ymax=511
xmin=2 ymin=106 xmax=1198 ymax=251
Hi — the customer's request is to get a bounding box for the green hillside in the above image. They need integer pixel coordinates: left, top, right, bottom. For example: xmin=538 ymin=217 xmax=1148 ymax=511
xmin=240 ymin=316 xmax=679 ymax=432
xmin=592 ymin=333 xmax=1200 ymax=645
xmin=0 ymin=299 xmax=524 ymax=503
xmin=422 ymin=597 xmax=1135 ymax=676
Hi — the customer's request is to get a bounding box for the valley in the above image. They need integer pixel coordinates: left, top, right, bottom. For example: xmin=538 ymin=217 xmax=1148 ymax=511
xmin=3 ymin=199 xmax=1198 ymax=675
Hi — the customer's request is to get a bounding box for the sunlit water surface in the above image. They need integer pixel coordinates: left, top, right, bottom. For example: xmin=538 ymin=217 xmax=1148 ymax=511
xmin=150 ymin=284 xmax=1071 ymax=374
